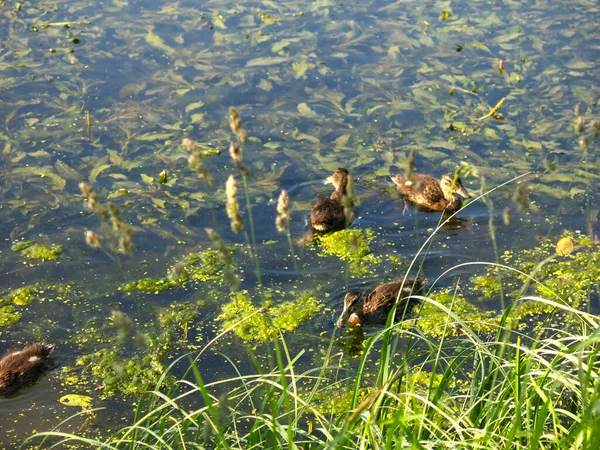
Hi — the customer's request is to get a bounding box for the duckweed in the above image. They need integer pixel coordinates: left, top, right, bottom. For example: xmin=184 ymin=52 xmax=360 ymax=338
xmin=218 ymin=290 xmax=324 ymax=345
xmin=271 ymin=294 xmax=323 ymax=332
xmin=125 ymin=248 xmax=233 ymax=293
xmin=7 ymin=286 xmax=38 ymax=306
xmin=474 ymin=232 xmax=600 ymax=311
xmin=0 ymin=306 xmax=21 ymax=327
xmin=168 ymin=247 xmax=234 ymax=283
xmin=318 ymin=229 xmax=381 ymax=275
xmin=68 ymin=301 xmax=205 ymax=397
xmin=10 ymin=241 xmax=34 ymax=252
xmin=20 ymin=243 xmax=63 ymax=260
xmin=77 ymin=348 xmax=173 ymax=398
xmin=472 ymin=276 xmax=502 ymax=299
xmin=404 ymin=290 xmax=499 ymax=338
xmin=218 ymin=292 xmax=276 ymax=343
xmin=124 ymin=277 xmax=176 ymax=293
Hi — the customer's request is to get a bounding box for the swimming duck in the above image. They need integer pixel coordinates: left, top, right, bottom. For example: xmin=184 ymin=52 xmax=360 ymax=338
xmin=0 ymin=343 xmax=56 ymax=396
xmin=390 ymin=173 xmax=470 ymax=212
xmin=310 ymin=168 xmax=353 ymax=233
xmin=336 ymin=279 xmax=427 ymax=328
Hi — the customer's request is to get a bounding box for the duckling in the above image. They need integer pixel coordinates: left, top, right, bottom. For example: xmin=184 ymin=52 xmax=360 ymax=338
xmin=0 ymin=343 xmax=56 ymax=396
xmin=390 ymin=173 xmax=470 ymax=212
xmin=336 ymin=279 xmax=427 ymax=327
xmin=310 ymin=168 xmax=353 ymax=233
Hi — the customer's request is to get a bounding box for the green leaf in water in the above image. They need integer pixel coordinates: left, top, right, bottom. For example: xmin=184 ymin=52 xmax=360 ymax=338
xmin=59 ymin=394 xmax=93 ymax=409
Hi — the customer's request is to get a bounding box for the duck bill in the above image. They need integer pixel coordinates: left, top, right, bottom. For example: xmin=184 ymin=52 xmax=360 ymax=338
xmin=456 ymin=185 xmax=471 ymax=199
xmin=324 ymin=176 xmax=334 ymax=185
xmin=336 ymin=307 xmax=350 ymax=328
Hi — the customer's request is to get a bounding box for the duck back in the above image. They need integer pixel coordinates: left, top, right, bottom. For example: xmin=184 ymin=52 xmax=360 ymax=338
xmin=361 ymin=279 xmax=425 ymax=324
xmin=310 ymin=199 xmax=346 ymax=233
xmin=0 ymin=343 xmax=55 ymax=396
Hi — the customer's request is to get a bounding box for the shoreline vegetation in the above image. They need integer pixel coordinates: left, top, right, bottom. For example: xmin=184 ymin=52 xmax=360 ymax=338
xmin=20 ymin=109 xmax=600 ymax=449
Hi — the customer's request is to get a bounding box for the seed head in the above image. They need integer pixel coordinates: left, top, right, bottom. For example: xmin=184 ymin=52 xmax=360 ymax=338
xmin=575 ymin=117 xmax=585 ymax=134
xmin=182 ymin=138 xmax=214 ymax=184
xmin=229 ymin=107 xmax=248 ymax=143
xmin=79 ymin=181 xmax=107 ymax=217
xmin=85 ymin=230 xmax=101 ymax=248
xmin=590 ymin=120 xmax=600 ymax=138
xmin=512 ymin=184 xmax=530 ymax=212
xmin=229 ymin=142 xmax=249 ymax=175
xmin=79 ymin=182 xmax=92 ymax=197
xmin=225 ymin=175 xmax=244 ymax=233
xmin=404 ymin=148 xmax=416 ymax=182
xmin=205 ymin=228 xmax=231 ymax=263
xmin=275 ymin=190 xmax=291 ymax=233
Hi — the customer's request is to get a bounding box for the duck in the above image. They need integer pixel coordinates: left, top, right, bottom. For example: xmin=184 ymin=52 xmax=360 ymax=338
xmin=0 ymin=343 xmax=56 ymax=396
xmin=310 ymin=168 xmax=353 ymax=233
xmin=336 ymin=279 xmax=427 ymax=328
xmin=390 ymin=173 xmax=470 ymax=212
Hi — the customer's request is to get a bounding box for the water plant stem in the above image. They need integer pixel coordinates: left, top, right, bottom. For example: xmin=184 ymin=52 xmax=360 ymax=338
xmin=241 ymin=173 xmax=262 ymax=286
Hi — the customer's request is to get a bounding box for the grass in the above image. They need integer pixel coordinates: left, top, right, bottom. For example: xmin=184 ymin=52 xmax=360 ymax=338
xmin=26 ymin=289 xmax=600 ymax=449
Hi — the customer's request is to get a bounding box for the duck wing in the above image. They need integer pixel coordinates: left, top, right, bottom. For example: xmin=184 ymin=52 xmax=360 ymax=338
xmin=362 ymin=280 xmax=425 ymax=323
xmin=391 ymin=174 xmax=443 ymax=205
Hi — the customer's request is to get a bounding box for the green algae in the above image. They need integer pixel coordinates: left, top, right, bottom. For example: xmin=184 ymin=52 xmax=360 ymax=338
xmin=271 ymin=294 xmax=323 ymax=332
xmin=218 ymin=290 xmax=324 ymax=345
xmin=472 ymin=275 xmax=502 ymax=299
xmin=21 ymin=243 xmax=62 ymax=260
xmin=125 ymin=247 xmax=233 ymax=293
xmin=75 ymin=348 xmax=172 ymax=398
xmin=11 ymin=240 xmax=62 ymax=261
xmin=10 ymin=241 xmax=34 ymax=252
xmin=157 ymin=301 xmax=204 ymax=344
xmin=219 ymin=292 xmax=276 ymax=343
xmin=0 ymin=306 xmax=21 ymax=327
xmin=124 ymin=277 xmax=176 ymax=294
xmin=473 ymin=232 xmax=600 ymax=312
xmin=317 ymin=229 xmax=381 ymax=275
xmin=403 ymin=289 xmax=499 ymax=338
xmin=7 ymin=286 xmax=38 ymax=306
xmin=67 ymin=302 xmax=205 ymax=398
xmin=0 ymin=284 xmax=72 ymax=329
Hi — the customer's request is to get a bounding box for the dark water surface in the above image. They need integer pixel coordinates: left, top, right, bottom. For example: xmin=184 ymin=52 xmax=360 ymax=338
xmin=0 ymin=0 xmax=598 ymax=445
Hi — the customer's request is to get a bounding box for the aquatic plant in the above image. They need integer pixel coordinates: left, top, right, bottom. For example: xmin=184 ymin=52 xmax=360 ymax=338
xmin=317 ymin=229 xmax=381 ymax=275
xmin=124 ymin=247 xmax=234 ymax=293
xmin=217 ymin=290 xmax=323 ymax=345
xmin=11 ymin=241 xmax=62 ymax=261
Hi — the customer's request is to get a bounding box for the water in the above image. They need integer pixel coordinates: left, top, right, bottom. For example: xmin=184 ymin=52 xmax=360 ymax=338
xmin=0 ymin=0 xmax=598 ymax=445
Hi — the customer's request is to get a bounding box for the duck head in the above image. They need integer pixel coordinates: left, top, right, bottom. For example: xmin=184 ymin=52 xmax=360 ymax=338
xmin=440 ymin=173 xmax=470 ymax=200
xmin=336 ymin=289 xmax=363 ymax=328
xmin=325 ymin=168 xmax=350 ymax=193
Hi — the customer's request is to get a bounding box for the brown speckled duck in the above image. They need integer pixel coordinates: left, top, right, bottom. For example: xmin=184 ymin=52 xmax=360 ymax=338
xmin=336 ymin=279 xmax=427 ymax=328
xmin=310 ymin=168 xmax=353 ymax=233
xmin=390 ymin=173 xmax=470 ymax=212
xmin=0 ymin=343 xmax=56 ymax=396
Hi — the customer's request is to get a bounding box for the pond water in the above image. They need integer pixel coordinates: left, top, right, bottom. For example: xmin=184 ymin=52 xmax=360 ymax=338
xmin=0 ymin=0 xmax=598 ymax=446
